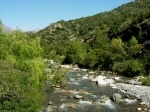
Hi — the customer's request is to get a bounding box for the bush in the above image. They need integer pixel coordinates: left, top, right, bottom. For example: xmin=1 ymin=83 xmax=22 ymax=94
xmin=142 ymin=75 xmax=150 ymax=86
xmin=0 ymin=61 xmax=45 ymax=112
xmin=51 ymin=69 xmax=66 ymax=86
xmin=0 ymin=29 xmax=46 ymax=111
xmin=113 ymin=59 xmax=144 ymax=77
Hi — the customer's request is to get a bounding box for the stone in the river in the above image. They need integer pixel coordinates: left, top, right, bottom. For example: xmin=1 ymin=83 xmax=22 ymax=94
xmin=99 ymin=95 xmax=110 ymax=103
xmin=77 ymin=74 xmax=80 ymax=76
xmin=95 ymin=75 xmax=107 ymax=85
xmin=74 ymin=95 xmax=83 ymax=99
xmin=110 ymin=84 xmax=117 ymax=89
xmin=137 ymin=108 xmax=142 ymax=111
xmin=56 ymin=85 xmax=60 ymax=88
xmin=125 ymin=95 xmax=130 ymax=99
xmin=136 ymin=95 xmax=141 ymax=100
xmin=104 ymin=78 xmax=115 ymax=84
xmin=111 ymin=93 xmax=122 ymax=101
xmin=80 ymin=89 xmax=90 ymax=95
xmin=46 ymin=106 xmax=52 ymax=112
xmin=82 ymin=76 xmax=88 ymax=79
xmin=88 ymin=71 xmax=95 ymax=74
xmin=140 ymin=102 xmax=146 ymax=105
xmin=48 ymin=101 xmax=54 ymax=106
xmin=64 ymin=102 xmax=77 ymax=109
xmin=114 ymin=77 xmax=120 ymax=81
xmin=89 ymin=76 xmax=94 ymax=80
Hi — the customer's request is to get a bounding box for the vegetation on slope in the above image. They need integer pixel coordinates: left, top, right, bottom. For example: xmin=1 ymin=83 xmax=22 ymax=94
xmin=38 ymin=0 xmax=150 ymax=80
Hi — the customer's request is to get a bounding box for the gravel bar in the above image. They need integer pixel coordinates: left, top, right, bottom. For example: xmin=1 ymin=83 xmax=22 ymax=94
xmin=115 ymin=83 xmax=150 ymax=105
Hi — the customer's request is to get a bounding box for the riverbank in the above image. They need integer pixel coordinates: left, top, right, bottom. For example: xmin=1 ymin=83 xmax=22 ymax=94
xmin=115 ymin=83 xmax=150 ymax=106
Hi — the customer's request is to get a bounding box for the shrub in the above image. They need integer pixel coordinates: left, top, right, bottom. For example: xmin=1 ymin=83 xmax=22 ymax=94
xmin=142 ymin=75 xmax=150 ymax=86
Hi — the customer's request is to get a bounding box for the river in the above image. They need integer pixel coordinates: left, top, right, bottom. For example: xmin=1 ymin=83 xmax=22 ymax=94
xmin=41 ymin=67 xmax=149 ymax=112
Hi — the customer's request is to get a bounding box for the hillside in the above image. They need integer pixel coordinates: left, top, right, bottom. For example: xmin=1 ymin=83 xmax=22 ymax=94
xmin=38 ymin=0 xmax=150 ymax=80
xmin=1 ymin=24 xmax=13 ymax=32
xmin=38 ymin=0 xmax=150 ymax=41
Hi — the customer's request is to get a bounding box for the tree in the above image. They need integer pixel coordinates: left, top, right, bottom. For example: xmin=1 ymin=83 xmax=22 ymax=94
xmin=127 ymin=36 xmax=143 ymax=57
xmin=110 ymin=38 xmax=126 ymax=55
xmin=0 ymin=30 xmax=45 ymax=111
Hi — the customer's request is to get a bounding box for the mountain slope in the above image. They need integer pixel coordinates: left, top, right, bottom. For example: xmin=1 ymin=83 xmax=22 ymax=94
xmin=1 ymin=24 xmax=13 ymax=32
xmin=38 ymin=0 xmax=150 ymax=42
xmin=37 ymin=0 xmax=150 ymax=77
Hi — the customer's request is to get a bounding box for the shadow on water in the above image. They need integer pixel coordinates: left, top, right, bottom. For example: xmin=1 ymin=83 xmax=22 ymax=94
xmin=43 ymin=70 xmax=142 ymax=112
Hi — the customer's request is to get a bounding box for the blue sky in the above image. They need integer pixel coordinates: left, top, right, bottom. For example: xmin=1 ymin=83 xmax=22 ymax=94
xmin=0 ymin=0 xmax=133 ymax=31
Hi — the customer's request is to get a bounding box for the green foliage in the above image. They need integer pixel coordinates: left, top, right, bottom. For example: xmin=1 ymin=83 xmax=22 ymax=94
xmin=0 ymin=61 xmax=45 ymax=112
xmin=19 ymin=58 xmax=45 ymax=84
xmin=113 ymin=59 xmax=144 ymax=77
xmin=51 ymin=69 xmax=66 ymax=85
xmin=126 ymin=36 xmax=143 ymax=57
xmin=84 ymin=50 xmax=98 ymax=68
xmin=142 ymin=75 xmax=150 ymax=86
xmin=0 ymin=30 xmax=46 ymax=111
xmin=64 ymin=41 xmax=87 ymax=65
xmin=110 ymin=38 xmax=126 ymax=55
xmin=37 ymin=0 xmax=150 ymax=84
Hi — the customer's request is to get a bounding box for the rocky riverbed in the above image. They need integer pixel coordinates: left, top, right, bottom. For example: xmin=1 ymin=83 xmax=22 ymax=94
xmin=115 ymin=83 xmax=150 ymax=105
xmin=42 ymin=63 xmax=150 ymax=112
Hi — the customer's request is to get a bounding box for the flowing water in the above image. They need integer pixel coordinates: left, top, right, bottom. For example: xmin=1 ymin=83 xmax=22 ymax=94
xmin=42 ymin=69 xmax=144 ymax=112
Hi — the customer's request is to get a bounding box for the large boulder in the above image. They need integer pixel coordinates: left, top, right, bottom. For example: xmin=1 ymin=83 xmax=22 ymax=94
xmin=111 ymin=93 xmax=122 ymax=101
xmin=95 ymin=75 xmax=107 ymax=85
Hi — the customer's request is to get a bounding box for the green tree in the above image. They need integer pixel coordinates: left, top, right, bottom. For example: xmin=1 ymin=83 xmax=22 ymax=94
xmin=127 ymin=36 xmax=143 ymax=57
xmin=0 ymin=30 xmax=46 ymax=111
xmin=110 ymin=38 xmax=125 ymax=55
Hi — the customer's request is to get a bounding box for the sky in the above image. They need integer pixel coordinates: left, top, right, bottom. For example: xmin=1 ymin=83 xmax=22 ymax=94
xmin=0 ymin=0 xmax=134 ymax=31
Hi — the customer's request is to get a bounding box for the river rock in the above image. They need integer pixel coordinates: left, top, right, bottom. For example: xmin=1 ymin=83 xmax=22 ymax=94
xmin=140 ymin=101 xmax=146 ymax=105
xmin=110 ymin=84 xmax=117 ymax=89
xmin=48 ymin=101 xmax=54 ymax=106
xmin=88 ymin=71 xmax=96 ymax=74
xmin=89 ymin=76 xmax=94 ymax=80
xmin=111 ymin=93 xmax=122 ymax=101
xmin=137 ymin=108 xmax=142 ymax=111
xmin=80 ymin=89 xmax=90 ymax=95
xmin=78 ymin=99 xmax=92 ymax=105
xmin=46 ymin=106 xmax=52 ymax=112
xmin=74 ymin=95 xmax=83 ymax=99
xmin=95 ymin=75 xmax=107 ymax=85
xmin=64 ymin=102 xmax=77 ymax=109
xmin=114 ymin=77 xmax=120 ymax=81
xmin=82 ymin=76 xmax=88 ymax=79
xmin=77 ymin=74 xmax=80 ymax=76
xmin=99 ymin=95 xmax=110 ymax=103
xmin=104 ymin=78 xmax=115 ymax=84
